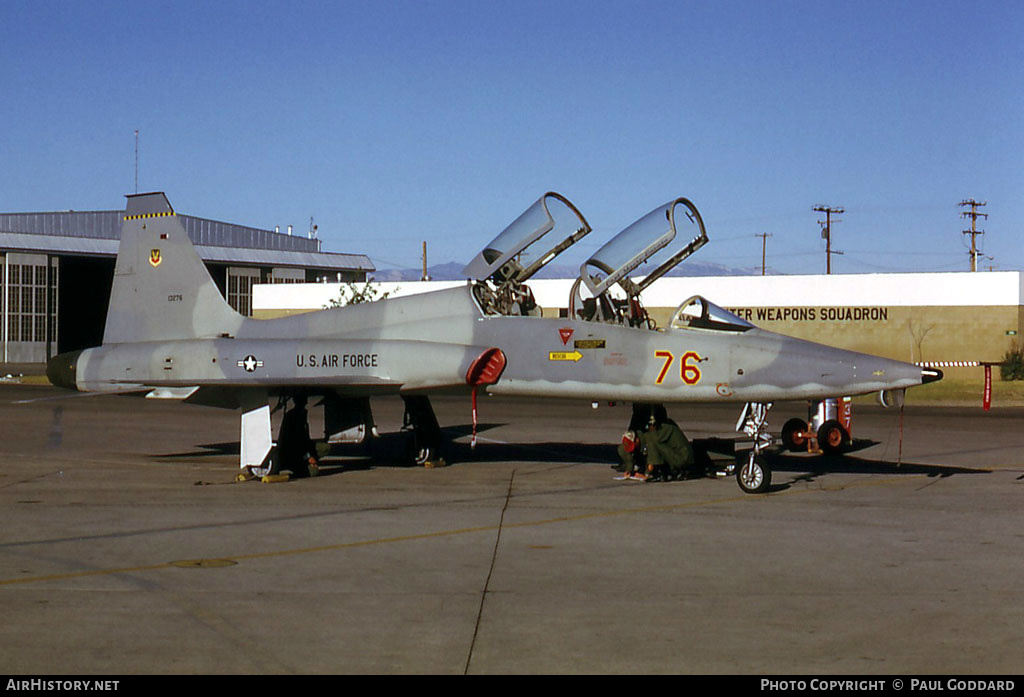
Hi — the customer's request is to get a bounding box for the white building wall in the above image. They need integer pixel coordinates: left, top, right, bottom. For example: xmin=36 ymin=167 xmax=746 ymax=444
xmin=254 ymin=272 xmax=1024 ymax=313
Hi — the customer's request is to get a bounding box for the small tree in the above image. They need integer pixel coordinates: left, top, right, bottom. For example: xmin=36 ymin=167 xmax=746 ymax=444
xmin=1000 ymin=341 xmax=1024 ymax=381
xmin=324 ymin=279 xmax=395 ymax=308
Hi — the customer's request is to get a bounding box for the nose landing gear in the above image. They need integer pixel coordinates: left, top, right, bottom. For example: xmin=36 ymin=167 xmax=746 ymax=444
xmin=735 ymin=402 xmax=773 ymax=494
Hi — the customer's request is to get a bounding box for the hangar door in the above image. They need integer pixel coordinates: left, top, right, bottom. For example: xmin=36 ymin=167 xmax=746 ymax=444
xmin=2 ymin=253 xmax=58 ymax=363
xmin=227 ymin=266 xmax=261 ymax=317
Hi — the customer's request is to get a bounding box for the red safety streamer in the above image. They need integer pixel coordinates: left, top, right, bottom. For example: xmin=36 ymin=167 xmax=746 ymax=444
xmin=983 ymin=364 xmax=992 ymax=412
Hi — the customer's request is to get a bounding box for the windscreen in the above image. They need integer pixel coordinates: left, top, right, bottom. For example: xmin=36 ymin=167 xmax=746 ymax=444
xmin=670 ymin=295 xmax=754 ymax=332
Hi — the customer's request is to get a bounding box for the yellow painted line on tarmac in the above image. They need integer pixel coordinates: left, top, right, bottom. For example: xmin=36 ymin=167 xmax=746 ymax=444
xmin=0 ymin=471 xmax=959 ymax=588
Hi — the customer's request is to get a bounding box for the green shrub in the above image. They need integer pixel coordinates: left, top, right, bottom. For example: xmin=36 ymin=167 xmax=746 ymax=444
xmin=1001 ymin=342 xmax=1024 ymax=381
xmin=324 ymin=280 xmax=395 ymax=308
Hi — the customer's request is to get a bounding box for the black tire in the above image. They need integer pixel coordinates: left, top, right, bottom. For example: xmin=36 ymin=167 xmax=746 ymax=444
xmin=781 ymin=418 xmax=808 ymax=451
xmin=736 ymin=455 xmax=771 ymax=494
xmin=817 ymin=419 xmax=848 ymax=455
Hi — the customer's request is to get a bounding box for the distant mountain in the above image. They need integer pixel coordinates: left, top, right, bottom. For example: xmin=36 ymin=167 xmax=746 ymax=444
xmin=371 ymin=260 xmax=758 ymax=281
xmin=370 ymin=262 xmax=467 ymax=282
xmin=531 ymin=261 xmax=759 ymax=279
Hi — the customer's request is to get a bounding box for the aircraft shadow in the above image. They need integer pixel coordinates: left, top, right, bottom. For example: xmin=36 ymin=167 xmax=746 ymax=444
xmin=761 ymin=450 xmax=987 ymax=478
xmin=349 ymin=427 xmax=619 ymax=467
xmin=154 ymin=426 xmax=988 ymax=489
xmin=155 ymin=441 xmax=240 ymax=458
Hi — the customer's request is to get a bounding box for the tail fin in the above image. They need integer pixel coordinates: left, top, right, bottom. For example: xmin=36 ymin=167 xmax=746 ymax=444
xmin=102 ymin=192 xmax=244 ymax=344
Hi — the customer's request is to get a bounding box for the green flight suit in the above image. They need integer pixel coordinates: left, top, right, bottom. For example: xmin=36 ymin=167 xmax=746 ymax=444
xmin=617 ymin=420 xmax=694 ymax=476
xmin=642 ymin=421 xmax=694 ymax=475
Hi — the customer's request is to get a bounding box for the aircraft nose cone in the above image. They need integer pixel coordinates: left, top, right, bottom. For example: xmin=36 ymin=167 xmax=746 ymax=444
xmin=921 ymin=367 xmax=943 ymax=384
xmin=46 ymin=350 xmax=82 ymax=390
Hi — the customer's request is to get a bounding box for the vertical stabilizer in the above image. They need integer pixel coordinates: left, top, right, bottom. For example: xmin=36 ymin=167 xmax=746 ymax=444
xmin=102 ymin=192 xmax=244 ymax=344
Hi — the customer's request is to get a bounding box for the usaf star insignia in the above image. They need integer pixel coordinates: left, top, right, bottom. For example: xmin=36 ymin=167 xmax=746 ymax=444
xmin=237 ymin=355 xmax=264 ymax=372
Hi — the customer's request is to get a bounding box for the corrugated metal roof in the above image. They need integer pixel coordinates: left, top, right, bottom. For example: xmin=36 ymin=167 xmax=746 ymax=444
xmin=0 ymin=231 xmax=118 ymax=256
xmin=0 ymin=209 xmax=374 ymax=272
xmin=0 ymin=210 xmax=340 ymax=253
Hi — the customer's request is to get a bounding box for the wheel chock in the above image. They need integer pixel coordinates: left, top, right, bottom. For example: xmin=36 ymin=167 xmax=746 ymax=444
xmin=261 ymin=473 xmax=291 ymax=483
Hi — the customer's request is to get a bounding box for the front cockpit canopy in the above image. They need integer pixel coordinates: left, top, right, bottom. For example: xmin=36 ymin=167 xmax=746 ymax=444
xmin=669 ymin=295 xmax=754 ymax=333
xmin=580 ymin=197 xmax=708 ymax=298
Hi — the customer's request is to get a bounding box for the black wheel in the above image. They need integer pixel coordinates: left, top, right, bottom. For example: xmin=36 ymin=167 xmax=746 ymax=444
xmin=736 ymin=454 xmax=771 ymax=494
xmin=817 ymin=419 xmax=848 ymax=455
xmin=781 ymin=418 xmax=808 ymax=451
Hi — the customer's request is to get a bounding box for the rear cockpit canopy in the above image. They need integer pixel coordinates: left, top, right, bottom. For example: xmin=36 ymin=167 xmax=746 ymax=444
xmin=570 ymin=197 xmax=709 ymax=329
xmin=580 ymin=197 xmax=708 ymax=299
xmin=669 ymin=295 xmax=753 ymax=333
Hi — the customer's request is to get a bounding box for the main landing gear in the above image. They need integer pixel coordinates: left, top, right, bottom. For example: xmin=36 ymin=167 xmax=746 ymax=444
xmin=402 ymin=394 xmax=445 ymax=467
xmin=242 ymin=394 xmax=318 ymax=478
xmin=323 ymin=393 xmax=445 ymax=466
xmin=239 ymin=392 xmax=448 ymax=477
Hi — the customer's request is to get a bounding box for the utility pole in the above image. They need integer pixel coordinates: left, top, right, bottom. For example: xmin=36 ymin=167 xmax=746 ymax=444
xmin=756 ymin=233 xmax=772 ymax=275
xmin=959 ymin=199 xmax=988 ymax=272
xmin=813 ymin=205 xmax=844 ymax=274
xmin=421 ymin=241 xmax=429 ymax=281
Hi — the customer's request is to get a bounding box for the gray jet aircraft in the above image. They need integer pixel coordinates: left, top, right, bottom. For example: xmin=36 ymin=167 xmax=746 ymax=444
xmin=47 ymin=192 xmax=941 ymax=493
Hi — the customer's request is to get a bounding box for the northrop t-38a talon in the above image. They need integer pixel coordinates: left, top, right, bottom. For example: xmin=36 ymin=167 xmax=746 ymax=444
xmin=47 ymin=192 xmax=941 ymax=493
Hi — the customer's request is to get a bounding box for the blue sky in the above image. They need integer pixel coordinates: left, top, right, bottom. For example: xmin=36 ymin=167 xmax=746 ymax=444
xmin=2 ymin=0 xmax=1021 ymax=275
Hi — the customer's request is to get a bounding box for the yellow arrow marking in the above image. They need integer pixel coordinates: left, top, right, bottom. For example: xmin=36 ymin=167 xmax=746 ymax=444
xmin=548 ymin=351 xmax=583 ymax=362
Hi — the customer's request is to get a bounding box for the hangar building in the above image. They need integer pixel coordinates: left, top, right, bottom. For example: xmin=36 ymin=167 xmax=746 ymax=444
xmin=0 ymin=204 xmax=373 ymax=363
xmin=254 ymin=272 xmax=1024 ymax=380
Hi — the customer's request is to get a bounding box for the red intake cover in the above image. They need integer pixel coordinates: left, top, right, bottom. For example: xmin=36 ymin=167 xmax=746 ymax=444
xmin=466 ymin=348 xmax=507 ymax=386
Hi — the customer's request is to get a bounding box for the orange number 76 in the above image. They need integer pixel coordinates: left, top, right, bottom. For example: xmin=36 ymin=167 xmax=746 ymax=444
xmin=654 ymin=350 xmax=703 ymax=385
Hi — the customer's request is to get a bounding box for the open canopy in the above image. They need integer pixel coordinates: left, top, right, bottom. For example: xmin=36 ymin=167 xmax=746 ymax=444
xmin=462 ymin=192 xmax=591 ymax=284
xmin=579 ymin=197 xmax=708 ymax=297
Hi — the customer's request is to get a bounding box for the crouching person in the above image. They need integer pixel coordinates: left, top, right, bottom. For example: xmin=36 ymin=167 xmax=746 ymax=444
xmin=642 ymin=405 xmax=694 ymax=481
xmin=616 ymin=404 xmax=695 ymax=481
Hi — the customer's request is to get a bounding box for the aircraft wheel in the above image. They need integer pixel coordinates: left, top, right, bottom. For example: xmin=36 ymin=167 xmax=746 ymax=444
xmin=736 ymin=454 xmax=771 ymax=494
xmin=407 ymin=437 xmax=443 ymax=466
xmin=817 ymin=419 xmax=848 ymax=455
xmin=781 ymin=418 xmax=808 ymax=451
xmin=413 ymin=445 xmax=435 ymax=466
